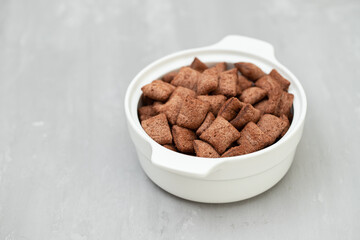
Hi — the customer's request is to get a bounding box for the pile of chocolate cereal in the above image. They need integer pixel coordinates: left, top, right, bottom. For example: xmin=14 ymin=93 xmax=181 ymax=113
xmin=138 ymin=58 xmax=293 ymax=158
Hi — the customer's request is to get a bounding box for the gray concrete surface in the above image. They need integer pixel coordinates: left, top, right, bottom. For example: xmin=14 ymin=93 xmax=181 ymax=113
xmin=0 ymin=0 xmax=359 ymax=239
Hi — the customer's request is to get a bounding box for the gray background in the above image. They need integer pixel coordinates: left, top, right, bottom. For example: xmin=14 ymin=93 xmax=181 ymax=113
xmin=0 ymin=0 xmax=359 ymax=239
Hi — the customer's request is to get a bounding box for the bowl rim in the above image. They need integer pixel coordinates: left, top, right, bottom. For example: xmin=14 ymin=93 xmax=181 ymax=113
xmin=125 ymin=36 xmax=307 ymax=177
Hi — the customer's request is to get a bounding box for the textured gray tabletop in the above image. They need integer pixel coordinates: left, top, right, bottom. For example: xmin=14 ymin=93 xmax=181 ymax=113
xmin=0 ymin=0 xmax=359 ymax=239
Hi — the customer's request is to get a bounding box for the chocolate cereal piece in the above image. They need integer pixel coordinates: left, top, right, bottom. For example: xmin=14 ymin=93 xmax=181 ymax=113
xmin=230 ymin=104 xmax=261 ymax=129
xmin=141 ymin=80 xmax=175 ymax=102
xmin=214 ymin=68 xmax=238 ymax=97
xmin=269 ymin=69 xmax=290 ymax=91
xmin=221 ymin=146 xmax=244 ymax=157
xmin=153 ymin=101 xmax=163 ymax=107
xmin=222 ymin=129 xmax=270 ymax=157
xmin=196 ymin=68 xmax=219 ymax=95
xmin=154 ymin=86 xmax=197 ymax=125
xmin=141 ymin=113 xmax=172 ymax=145
xmin=280 ymin=114 xmax=290 ymax=137
xmin=163 ymin=144 xmax=177 ymax=151
xmin=172 ymin=125 xmax=197 ymax=153
xmin=138 ymin=105 xmax=157 ymax=121
xmin=162 ymin=71 xmax=178 ymax=83
xmin=193 ymin=140 xmax=220 ymax=158
xmin=257 ymin=114 xmax=287 ymax=144
xmin=218 ymin=97 xmax=244 ymax=121
xmin=275 ymin=92 xmax=294 ymax=119
xmin=236 ymin=75 xmax=253 ymax=95
xmin=197 ymin=95 xmax=227 ymax=116
xmin=171 ymin=86 xmax=197 ymax=99
xmin=171 ymin=67 xmax=200 ymax=91
xmin=223 ymin=122 xmax=271 ymax=157
xmin=196 ymin=112 xmax=215 ymax=136
xmin=154 ymin=95 xmax=183 ymax=125
xmin=214 ymin=62 xmax=227 ymax=73
xmin=239 ymin=87 xmax=267 ymax=105
xmin=237 ymin=75 xmax=253 ymax=91
xmin=255 ymin=75 xmax=282 ymax=94
xmin=234 ymin=62 xmax=265 ymax=81
xmin=140 ymin=93 xmax=154 ymax=106
xmin=255 ymin=75 xmax=282 ymax=114
xmin=236 ymin=81 xmax=242 ymax=96
xmin=200 ymin=116 xmax=241 ymax=154
xmin=176 ymin=96 xmax=210 ymax=130
xmin=190 ymin=57 xmax=208 ymax=72
xmin=254 ymin=99 xmax=270 ymax=115
xmin=224 ymin=122 xmax=271 ymax=156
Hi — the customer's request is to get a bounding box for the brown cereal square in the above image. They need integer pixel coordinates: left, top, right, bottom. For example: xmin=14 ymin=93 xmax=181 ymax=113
xmin=255 ymin=75 xmax=282 ymax=93
xmin=257 ymin=114 xmax=288 ymax=144
xmin=140 ymin=93 xmax=154 ymax=106
xmin=154 ymin=86 xmax=196 ymax=125
xmin=176 ymin=96 xmax=210 ymax=130
xmin=172 ymin=125 xmax=197 ymax=153
xmin=275 ymin=92 xmax=294 ymax=119
xmin=163 ymin=144 xmax=177 ymax=151
xmin=239 ymin=87 xmax=267 ymax=105
xmin=138 ymin=105 xmax=157 ymax=121
xmin=197 ymin=95 xmax=227 ymax=116
xmin=218 ymin=97 xmax=244 ymax=121
xmin=162 ymin=71 xmax=178 ymax=83
xmin=237 ymin=75 xmax=253 ymax=91
xmin=230 ymin=103 xmax=261 ymax=129
xmin=269 ymin=69 xmax=290 ymax=91
xmin=141 ymin=80 xmax=175 ymax=102
xmin=196 ymin=112 xmax=215 ymax=136
xmin=254 ymin=99 xmax=270 ymax=115
xmin=154 ymin=94 xmax=183 ymax=125
xmin=190 ymin=57 xmax=208 ymax=72
xmin=153 ymin=101 xmax=163 ymax=107
xmin=213 ymin=68 xmax=238 ymax=97
xmin=214 ymin=62 xmax=227 ymax=73
xmin=171 ymin=86 xmax=197 ymax=99
xmin=200 ymin=116 xmax=241 ymax=154
xmin=255 ymin=75 xmax=282 ymax=114
xmin=280 ymin=114 xmax=290 ymax=137
xmin=236 ymin=81 xmax=242 ymax=96
xmin=171 ymin=67 xmax=200 ymax=91
xmin=232 ymin=122 xmax=271 ymax=153
xmin=141 ymin=113 xmax=173 ymax=145
xmin=234 ymin=62 xmax=265 ymax=81
xmin=221 ymin=145 xmax=245 ymax=157
xmin=196 ymin=68 xmax=219 ymax=95
xmin=193 ymin=140 xmax=220 ymax=158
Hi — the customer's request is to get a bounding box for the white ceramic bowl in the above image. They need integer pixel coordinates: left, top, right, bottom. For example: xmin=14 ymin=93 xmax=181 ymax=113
xmin=125 ymin=35 xmax=307 ymax=203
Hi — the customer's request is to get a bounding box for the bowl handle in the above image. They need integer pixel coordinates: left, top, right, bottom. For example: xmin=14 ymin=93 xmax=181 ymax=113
xmin=150 ymin=143 xmax=223 ymax=178
xmin=209 ymin=35 xmax=277 ymax=62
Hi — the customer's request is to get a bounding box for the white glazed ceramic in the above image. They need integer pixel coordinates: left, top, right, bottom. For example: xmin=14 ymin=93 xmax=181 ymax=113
xmin=124 ymin=35 xmax=307 ymax=203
